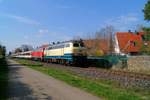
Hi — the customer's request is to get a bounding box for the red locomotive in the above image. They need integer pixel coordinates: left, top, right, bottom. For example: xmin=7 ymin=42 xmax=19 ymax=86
xmin=31 ymin=45 xmax=48 ymax=61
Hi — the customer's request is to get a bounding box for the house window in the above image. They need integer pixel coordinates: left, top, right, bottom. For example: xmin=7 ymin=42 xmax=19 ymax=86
xmin=133 ymin=42 xmax=136 ymax=46
xmin=130 ymin=41 xmax=137 ymax=47
xmin=144 ymin=42 xmax=148 ymax=46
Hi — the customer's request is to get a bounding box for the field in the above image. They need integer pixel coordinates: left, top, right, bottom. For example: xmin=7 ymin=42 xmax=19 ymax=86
xmin=0 ymin=58 xmax=8 ymax=100
xmin=14 ymin=59 xmax=150 ymax=100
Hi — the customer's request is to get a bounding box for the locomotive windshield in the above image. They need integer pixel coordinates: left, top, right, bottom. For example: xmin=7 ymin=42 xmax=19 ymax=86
xmin=73 ymin=43 xmax=79 ymax=47
xmin=73 ymin=42 xmax=84 ymax=47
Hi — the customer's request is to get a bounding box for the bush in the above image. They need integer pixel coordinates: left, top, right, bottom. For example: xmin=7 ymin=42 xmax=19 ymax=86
xmin=0 ymin=58 xmax=8 ymax=99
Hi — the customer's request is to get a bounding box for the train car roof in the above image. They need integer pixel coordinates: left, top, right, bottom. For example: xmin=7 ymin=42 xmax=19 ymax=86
xmin=48 ymin=40 xmax=83 ymax=46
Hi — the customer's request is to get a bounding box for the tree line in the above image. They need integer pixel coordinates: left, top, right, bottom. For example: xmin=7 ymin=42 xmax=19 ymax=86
xmin=141 ymin=0 xmax=150 ymax=54
xmin=0 ymin=44 xmax=6 ymax=58
xmin=143 ymin=0 xmax=150 ymax=34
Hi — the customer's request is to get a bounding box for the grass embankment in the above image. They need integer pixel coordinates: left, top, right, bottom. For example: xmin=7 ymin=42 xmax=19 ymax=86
xmin=15 ymin=59 xmax=149 ymax=100
xmin=0 ymin=58 xmax=8 ymax=100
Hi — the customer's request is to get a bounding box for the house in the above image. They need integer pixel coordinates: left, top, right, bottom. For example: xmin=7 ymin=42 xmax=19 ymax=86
xmin=114 ymin=32 xmax=144 ymax=55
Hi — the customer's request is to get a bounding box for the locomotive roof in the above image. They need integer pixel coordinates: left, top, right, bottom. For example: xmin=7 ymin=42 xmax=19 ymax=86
xmin=48 ymin=40 xmax=83 ymax=46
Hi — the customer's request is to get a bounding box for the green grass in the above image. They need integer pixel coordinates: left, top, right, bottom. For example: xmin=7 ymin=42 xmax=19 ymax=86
xmin=0 ymin=58 xmax=8 ymax=100
xmin=15 ymin=59 xmax=150 ymax=100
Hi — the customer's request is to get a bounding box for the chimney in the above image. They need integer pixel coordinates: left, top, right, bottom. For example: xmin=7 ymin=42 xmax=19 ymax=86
xmin=128 ymin=30 xmax=132 ymax=33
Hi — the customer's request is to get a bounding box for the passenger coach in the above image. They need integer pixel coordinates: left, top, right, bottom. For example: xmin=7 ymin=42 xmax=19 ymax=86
xmin=12 ymin=51 xmax=32 ymax=59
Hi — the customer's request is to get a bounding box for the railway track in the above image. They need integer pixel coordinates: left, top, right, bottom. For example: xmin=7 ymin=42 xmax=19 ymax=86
xmin=87 ymin=67 xmax=150 ymax=80
xmin=25 ymin=60 xmax=150 ymax=89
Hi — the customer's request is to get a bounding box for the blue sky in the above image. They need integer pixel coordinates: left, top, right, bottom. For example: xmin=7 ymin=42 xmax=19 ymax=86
xmin=0 ymin=0 xmax=149 ymax=51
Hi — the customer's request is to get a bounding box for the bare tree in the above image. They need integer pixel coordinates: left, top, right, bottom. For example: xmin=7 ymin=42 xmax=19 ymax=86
xmin=83 ymin=25 xmax=116 ymax=56
xmin=15 ymin=48 xmax=22 ymax=53
xmin=136 ymin=24 xmax=144 ymax=32
xmin=97 ymin=25 xmax=116 ymax=54
xmin=20 ymin=44 xmax=33 ymax=52
xmin=73 ymin=36 xmax=82 ymax=41
xmin=106 ymin=25 xmax=115 ymax=54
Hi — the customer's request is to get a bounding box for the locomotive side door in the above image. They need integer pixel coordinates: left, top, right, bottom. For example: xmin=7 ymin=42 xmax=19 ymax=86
xmin=61 ymin=44 xmax=64 ymax=56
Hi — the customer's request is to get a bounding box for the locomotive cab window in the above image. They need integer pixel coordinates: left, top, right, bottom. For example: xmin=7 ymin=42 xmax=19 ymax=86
xmin=66 ymin=44 xmax=70 ymax=47
xmin=48 ymin=47 xmax=52 ymax=50
xmin=73 ymin=43 xmax=79 ymax=47
xmin=80 ymin=43 xmax=84 ymax=47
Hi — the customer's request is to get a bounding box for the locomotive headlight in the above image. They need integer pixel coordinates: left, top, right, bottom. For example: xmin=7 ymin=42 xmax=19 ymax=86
xmin=73 ymin=48 xmax=86 ymax=56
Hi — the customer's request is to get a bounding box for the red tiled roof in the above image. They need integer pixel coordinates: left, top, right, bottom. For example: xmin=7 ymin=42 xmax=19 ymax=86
xmin=137 ymin=32 xmax=145 ymax=36
xmin=116 ymin=32 xmax=143 ymax=53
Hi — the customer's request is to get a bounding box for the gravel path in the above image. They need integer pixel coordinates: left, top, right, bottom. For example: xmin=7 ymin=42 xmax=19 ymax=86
xmin=7 ymin=59 xmax=100 ymax=100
